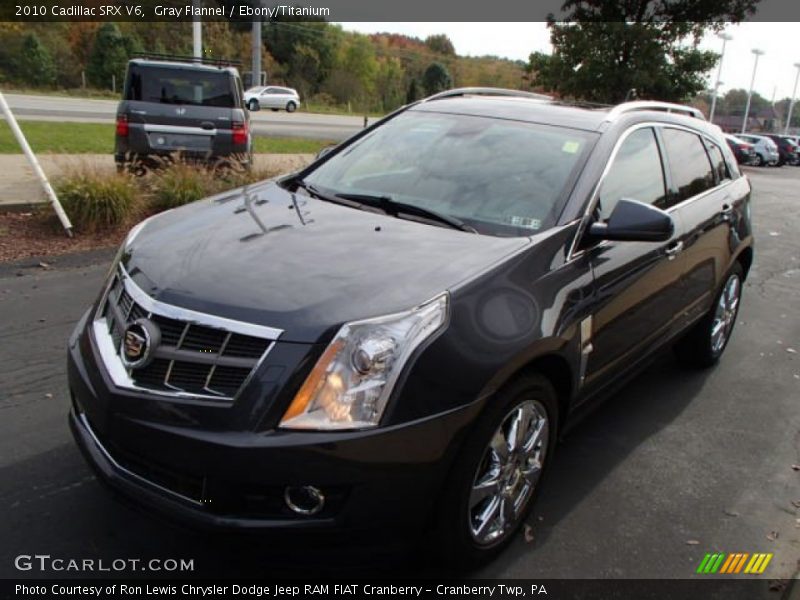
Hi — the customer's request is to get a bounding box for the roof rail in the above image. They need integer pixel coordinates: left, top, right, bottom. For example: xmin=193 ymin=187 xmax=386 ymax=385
xmin=422 ymin=87 xmax=552 ymax=102
xmin=131 ymin=52 xmax=242 ymax=68
xmin=605 ymin=101 xmax=705 ymax=121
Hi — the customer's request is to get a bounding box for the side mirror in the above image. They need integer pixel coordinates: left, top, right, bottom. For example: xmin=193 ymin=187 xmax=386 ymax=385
xmin=316 ymin=144 xmax=337 ymax=160
xmin=589 ymin=198 xmax=674 ymax=242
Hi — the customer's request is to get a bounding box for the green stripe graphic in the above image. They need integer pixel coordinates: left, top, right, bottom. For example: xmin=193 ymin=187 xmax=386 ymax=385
xmin=697 ymin=554 xmax=712 ymax=574
xmin=709 ymin=553 xmax=726 ymax=573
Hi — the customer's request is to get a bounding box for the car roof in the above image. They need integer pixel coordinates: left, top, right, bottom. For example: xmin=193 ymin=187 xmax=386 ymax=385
xmin=128 ymin=59 xmax=237 ymax=74
xmin=408 ymin=95 xmax=715 ymax=134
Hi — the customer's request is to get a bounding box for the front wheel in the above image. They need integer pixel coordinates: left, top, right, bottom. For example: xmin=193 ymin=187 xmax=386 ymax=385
xmin=432 ymin=374 xmax=558 ymax=568
xmin=752 ymin=154 xmax=764 ymax=166
xmin=674 ymin=263 xmax=743 ymax=368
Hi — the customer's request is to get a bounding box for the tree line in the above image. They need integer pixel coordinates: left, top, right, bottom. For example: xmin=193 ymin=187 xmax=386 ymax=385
xmin=0 ymin=20 xmax=525 ymax=112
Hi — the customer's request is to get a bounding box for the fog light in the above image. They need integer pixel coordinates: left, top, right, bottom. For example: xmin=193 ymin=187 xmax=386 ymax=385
xmin=284 ymin=485 xmax=325 ymax=516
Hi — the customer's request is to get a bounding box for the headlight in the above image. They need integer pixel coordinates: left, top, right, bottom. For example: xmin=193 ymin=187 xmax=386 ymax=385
xmin=280 ymin=294 xmax=449 ymax=430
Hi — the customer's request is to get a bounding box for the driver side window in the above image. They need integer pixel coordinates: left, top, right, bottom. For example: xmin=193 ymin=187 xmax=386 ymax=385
xmin=598 ymin=128 xmax=668 ymax=220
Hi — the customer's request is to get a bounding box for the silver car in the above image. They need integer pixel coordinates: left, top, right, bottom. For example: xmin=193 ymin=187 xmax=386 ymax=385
xmin=244 ymin=86 xmax=301 ymax=112
xmin=737 ymin=133 xmax=780 ymax=166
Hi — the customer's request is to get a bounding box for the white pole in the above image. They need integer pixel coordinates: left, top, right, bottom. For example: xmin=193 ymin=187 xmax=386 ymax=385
xmin=0 ymin=90 xmax=72 ymax=236
xmin=192 ymin=0 xmax=202 ymax=62
xmin=784 ymin=63 xmax=800 ymax=135
xmin=709 ymin=33 xmax=732 ymax=123
xmin=742 ymin=49 xmax=764 ymax=134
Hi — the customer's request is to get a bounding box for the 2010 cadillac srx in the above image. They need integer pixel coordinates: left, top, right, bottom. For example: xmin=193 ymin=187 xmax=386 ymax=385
xmin=68 ymin=89 xmax=753 ymax=565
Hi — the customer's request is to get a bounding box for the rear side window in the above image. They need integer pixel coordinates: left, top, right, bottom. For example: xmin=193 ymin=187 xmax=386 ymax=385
xmin=705 ymin=141 xmax=730 ymax=184
xmin=598 ymin=127 xmax=668 ymax=219
xmin=126 ymin=65 xmax=234 ymax=107
xmin=661 ymin=128 xmax=715 ymax=203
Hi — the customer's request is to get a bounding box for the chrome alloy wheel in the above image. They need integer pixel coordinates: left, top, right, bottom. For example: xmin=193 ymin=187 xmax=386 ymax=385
xmin=711 ymin=273 xmax=741 ymax=355
xmin=468 ymin=400 xmax=549 ymax=545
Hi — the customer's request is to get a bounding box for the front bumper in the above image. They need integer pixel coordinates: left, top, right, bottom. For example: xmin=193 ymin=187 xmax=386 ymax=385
xmin=67 ymin=312 xmax=477 ymax=535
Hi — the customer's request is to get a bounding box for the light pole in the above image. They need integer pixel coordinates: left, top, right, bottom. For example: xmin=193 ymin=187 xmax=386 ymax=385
xmin=742 ymin=49 xmax=765 ymax=134
xmin=784 ymin=62 xmax=800 ymax=135
xmin=709 ymin=32 xmax=733 ymax=123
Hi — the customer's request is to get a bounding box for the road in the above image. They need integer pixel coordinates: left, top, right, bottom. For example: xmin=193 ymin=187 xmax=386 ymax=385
xmin=0 ymin=167 xmax=798 ymax=591
xmin=1 ymin=93 xmax=366 ymax=141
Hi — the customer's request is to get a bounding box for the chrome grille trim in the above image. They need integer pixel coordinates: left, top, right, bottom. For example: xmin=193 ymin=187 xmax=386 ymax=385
xmin=92 ymin=266 xmax=283 ymax=403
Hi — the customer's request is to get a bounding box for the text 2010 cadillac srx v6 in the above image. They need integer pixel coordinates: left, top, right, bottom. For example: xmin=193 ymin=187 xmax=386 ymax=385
xmin=68 ymin=89 xmax=753 ymax=565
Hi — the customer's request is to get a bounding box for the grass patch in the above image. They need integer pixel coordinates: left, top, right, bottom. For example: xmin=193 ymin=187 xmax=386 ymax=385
xmin=0 ymin=121 xmax=115 ymax=154
xmin=253 ymin=137 xmax=331 ymax=154
xmin=0 ymin=121 xmax=332 ymax=155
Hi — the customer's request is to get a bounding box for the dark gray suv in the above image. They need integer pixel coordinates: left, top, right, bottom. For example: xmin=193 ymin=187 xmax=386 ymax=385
xmin=115 ymin=56 xmax=252 ymax=173
xmin=71 ymin=89 xmax=753 ymax=567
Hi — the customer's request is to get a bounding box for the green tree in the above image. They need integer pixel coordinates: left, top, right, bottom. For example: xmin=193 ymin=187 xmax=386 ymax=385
xmin=722 ymin=88 xmax=770 ymax=116
xmin=87 ymin=23 xmax=138 ymax=90
xmin=425 ymin=34 xmax=456 ymax=56
xmin=421 ymin=62 xmax=452 ymax=95
xmin=529 ymin=1 xmax=760 ymax=104
xmin=406 ymin=78 xmax=420 ymax=103
xmin=18 ymin=33 xmax=56 ymax=86
xmin=264 ymin=19 xmax=341 ymax=93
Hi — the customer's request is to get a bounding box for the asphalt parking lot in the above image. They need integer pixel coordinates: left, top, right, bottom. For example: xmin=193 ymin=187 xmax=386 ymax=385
xmin=0 ymin=166 xmax=798 ymax=589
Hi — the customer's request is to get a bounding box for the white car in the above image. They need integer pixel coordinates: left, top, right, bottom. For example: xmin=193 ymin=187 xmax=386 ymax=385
xmin=244 ymin=86 xmax=301 ymax=112
xmin=736 ymin=133 xmax=780 ymax=166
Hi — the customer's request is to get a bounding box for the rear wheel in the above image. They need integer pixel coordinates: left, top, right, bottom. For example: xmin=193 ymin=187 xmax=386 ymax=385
xmin=433 ymin=374 xmax=558 ymax=568
xmin=674 ymin=263 xmax=743 ymax=368
xmin=286 ymin=101 xmax=297 ymax=113
xmin=248 ymin=99 xmax=259 ymax=111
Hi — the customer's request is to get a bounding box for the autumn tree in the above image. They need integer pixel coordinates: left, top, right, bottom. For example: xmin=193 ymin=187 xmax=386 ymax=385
xmin=529 ymin=0 xmax=760 ymax=104
xmin=425 ymin=34 xmax=456 ymax=56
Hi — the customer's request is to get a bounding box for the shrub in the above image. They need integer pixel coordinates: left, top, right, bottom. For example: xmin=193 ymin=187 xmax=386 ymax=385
xmin=148 ymin=162 xmax=218 ymax=211
xmin=56 ymin=168 xmax=138 ymax=232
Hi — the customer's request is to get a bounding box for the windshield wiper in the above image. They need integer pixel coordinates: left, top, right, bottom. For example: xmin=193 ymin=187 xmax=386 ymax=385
xmin=293 ymin=179 xmax=361 ymax=209
xmin=333 ymin=193 xmax=477 ymax=233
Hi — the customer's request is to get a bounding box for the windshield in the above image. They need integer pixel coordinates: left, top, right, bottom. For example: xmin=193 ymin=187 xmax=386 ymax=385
xmin=300 ymin=110 xmax=594 ymax=236
xmin=126 ymin=65 xmax=235 ymax=107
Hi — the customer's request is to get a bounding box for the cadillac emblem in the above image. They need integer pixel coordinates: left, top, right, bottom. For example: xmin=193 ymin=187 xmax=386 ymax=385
xmin=120 ymin=318 xmax=160 ymax=369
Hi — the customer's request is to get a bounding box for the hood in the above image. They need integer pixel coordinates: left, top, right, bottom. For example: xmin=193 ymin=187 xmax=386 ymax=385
xmin=123 ymin=182 xmax=531 ymax=343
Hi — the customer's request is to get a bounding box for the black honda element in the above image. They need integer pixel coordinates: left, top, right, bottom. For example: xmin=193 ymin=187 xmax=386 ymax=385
xmin=69 ymin=89 xmax=753 ymax=566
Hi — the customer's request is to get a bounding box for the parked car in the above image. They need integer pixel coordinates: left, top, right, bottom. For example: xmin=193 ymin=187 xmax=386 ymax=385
xmin=724 ymin=134 xmax=757 ymax=166
xmin=736 ymin=133 xmax=780 ymax=166
xmin=69 ymin=90 xmax=753 ymax=566
xmin=244 ymin=86 xmax=301 ymax=112
xmin=762 ymin=134 xmax=800 ymax=166
xmin=115 ymin=56 xmax=252 ymax=173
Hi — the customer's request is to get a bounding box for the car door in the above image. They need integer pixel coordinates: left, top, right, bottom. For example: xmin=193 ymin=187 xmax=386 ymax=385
xmin=661 ymin=128 xmax=737 ymax=325
xmin=580 ymin=126 xmax=688 ymax=393
xmin=260 ymin=87 xmax=279 ymax=108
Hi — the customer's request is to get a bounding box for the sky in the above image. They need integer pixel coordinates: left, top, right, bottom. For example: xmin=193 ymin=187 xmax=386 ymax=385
xmin=339 ymin=22 xmax=800 ymax=102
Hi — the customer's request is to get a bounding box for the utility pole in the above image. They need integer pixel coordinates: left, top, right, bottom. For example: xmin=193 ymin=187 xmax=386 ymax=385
xmin=192 ymin=0 xmax=202 ymax=62
xmin=742 ymin=49 xmax=764 ymax=134
xmin=252 ymin=20 xmax=262 ymax=88
xmin=709 ymin=32 xmax=732 ymax=123
xmin=785 ymin=63 xmax=800 ymax=135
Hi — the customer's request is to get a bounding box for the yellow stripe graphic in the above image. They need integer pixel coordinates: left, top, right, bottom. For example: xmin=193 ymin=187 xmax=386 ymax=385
xmin=756 ymin=554 xmax=773 ymax=574
xmin=744 ymin=554 xmax=760 ymax=574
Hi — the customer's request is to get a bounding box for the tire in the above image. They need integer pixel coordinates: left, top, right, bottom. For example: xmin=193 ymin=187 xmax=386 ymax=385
xmin=432 ymin=373 xmax=558 ymax=569
xmin=248 ymin=99 xmax=259 ymax=111
xmin=674 ymin=263 xmax=744 ymax=368
xmin=286 ymin=101 xmax=297 ymax=113
xmin=752 ymin=154 xmax=763 ymax=166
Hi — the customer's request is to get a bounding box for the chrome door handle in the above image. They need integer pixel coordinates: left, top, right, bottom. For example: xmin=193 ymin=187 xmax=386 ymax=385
xmin=665 ymin=241 xmax=684 ymax=259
